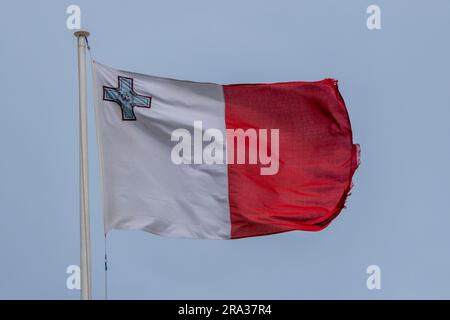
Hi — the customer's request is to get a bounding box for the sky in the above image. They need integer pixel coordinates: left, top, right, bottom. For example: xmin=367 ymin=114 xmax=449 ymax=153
xmin=1 ymin=0 xmax=450 ymax=299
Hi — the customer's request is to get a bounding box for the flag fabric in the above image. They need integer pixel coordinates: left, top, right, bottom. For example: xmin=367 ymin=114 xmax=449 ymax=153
xmin=93 ymin=61 xmax=360 ymax=239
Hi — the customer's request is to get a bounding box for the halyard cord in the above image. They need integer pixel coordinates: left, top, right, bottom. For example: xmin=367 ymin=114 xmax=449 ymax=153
xmin=84 ymin=37 xmax=108 ymax=300
xmin=104 ymin=235 xmax=108 ymax=300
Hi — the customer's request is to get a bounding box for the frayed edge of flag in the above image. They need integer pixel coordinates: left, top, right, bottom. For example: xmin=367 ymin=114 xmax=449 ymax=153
xmin=339 ymin=143 xmax=360 ymax=210
xmin=313 ymin=143 xmax=361 ymax=230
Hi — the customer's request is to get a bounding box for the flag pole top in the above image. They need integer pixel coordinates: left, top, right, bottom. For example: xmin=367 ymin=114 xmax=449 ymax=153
xmin=74 ymin=30 xmax=90 ymax=38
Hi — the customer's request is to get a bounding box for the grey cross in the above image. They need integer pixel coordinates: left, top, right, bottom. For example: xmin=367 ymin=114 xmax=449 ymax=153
xmin=103 ymin=76 xmax=152 ymax=120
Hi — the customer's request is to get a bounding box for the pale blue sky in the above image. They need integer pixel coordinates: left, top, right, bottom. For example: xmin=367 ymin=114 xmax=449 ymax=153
xmin=1 ymin=0 xmax=450 ymax=299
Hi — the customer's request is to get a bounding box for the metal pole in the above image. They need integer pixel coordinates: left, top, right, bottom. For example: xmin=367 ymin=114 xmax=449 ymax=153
xmin=74 ymin=30 xmax=92 ymax=300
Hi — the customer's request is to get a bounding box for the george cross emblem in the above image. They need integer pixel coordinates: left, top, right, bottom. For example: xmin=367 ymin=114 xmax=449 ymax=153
xmin=103 ymin=76 xmax=152 ymax=121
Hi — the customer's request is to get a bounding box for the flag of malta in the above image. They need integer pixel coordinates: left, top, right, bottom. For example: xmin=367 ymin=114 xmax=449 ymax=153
xmin=93 ymin=62 xmax=360 ymax=239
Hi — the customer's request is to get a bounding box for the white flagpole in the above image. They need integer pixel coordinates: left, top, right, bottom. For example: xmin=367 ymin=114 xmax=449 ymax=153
xmin=74 ymin=30 xmax=92 ymax=300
